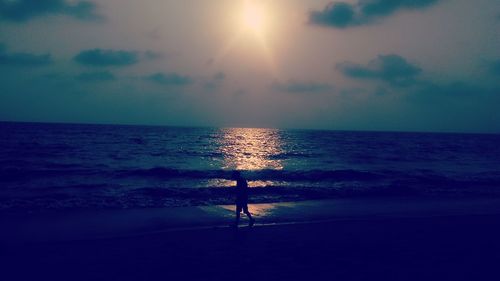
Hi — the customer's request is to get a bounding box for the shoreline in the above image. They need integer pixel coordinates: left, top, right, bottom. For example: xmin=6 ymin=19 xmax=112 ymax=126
xmin=3 ymin=196 xmax=500 ymax=243
xmin=3 ymin=196 xmax=500 ymax=280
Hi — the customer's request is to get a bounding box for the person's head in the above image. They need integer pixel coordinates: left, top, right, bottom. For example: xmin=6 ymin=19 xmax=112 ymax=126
xmin=232 ymin=170 xmax=242 ymax=180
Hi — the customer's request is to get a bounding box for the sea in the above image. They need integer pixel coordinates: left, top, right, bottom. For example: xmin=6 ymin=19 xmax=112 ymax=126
xmin=1 ymin=122 xmax=500 ymax=211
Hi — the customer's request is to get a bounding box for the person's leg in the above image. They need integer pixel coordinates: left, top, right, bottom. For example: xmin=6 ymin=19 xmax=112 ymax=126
xmin=235 ymin=205 xmax=242 ymax=225
xmin=243 ymin=205 xmax=255 ymax=226
xmin=243 ymin=205 xmax=253 ymax=219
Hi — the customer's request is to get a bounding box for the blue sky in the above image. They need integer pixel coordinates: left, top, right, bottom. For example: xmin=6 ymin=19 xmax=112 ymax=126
xmin=0 ymin=0 xmax=499 ymax=133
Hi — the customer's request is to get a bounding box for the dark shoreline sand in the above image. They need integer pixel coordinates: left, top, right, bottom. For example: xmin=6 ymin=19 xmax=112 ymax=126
xmin=2 ymin=198 xmax=500 ymax=280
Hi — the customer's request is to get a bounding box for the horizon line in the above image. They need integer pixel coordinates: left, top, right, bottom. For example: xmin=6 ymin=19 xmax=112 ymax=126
xmin=1 ymin=119 xmax=499 ymax=136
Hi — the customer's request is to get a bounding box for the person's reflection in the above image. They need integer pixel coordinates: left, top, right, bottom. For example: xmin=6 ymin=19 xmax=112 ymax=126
xmin=232 ymin=171 xmax=255 ymax=227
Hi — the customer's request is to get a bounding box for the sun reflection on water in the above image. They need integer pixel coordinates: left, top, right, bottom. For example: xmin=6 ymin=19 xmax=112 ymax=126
xmin=220 ymin=203 xmax=280 ymax=217
xmin=219 ymin=128 xmax=283 ymax=171
xmin=206 ymin=128 xmax=284 ymax=188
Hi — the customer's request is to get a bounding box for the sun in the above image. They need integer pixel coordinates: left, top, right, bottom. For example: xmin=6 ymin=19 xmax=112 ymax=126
xmin=214 ymin=0 xmax=280 ymax=78
xmin=241 ymin=0 xmax=267 ymax=35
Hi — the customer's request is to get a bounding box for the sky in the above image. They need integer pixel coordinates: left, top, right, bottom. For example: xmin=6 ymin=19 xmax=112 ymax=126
xmin=0 ymin=0 xmax=499 ymax=133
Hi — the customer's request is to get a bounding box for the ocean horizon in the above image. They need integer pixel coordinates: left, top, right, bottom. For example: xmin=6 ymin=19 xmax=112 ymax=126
xmin=2 ymin=120 xmax=500 ymax=135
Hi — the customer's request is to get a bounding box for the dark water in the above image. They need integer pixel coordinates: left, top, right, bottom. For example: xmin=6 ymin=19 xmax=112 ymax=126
xmin=1 ymin=122 xmax=500 ymax=210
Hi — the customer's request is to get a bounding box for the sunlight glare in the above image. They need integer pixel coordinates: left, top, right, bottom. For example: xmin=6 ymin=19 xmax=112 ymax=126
xmin=242 ymin=0 xmax=267 ymax=35
xmin=214 ymin=0 xmax=281 ymax=79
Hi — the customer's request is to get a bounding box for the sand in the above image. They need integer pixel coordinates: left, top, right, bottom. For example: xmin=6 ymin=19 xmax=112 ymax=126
xmin=2 ymin=198 xmax=500 ymax=281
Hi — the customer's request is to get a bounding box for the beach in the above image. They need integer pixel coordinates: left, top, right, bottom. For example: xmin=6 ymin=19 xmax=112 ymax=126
xmin=2 ymin=197 xmax=500 ymax=281
xmin=2 ymin=0 xmax=499 ymax=279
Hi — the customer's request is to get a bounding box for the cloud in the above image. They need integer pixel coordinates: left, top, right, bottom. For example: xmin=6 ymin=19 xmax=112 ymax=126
xmin=0 ymin=44 xmax=52 ymax=66
xmin=76 ymin=71 xmax=115 ymax=82
xmin=309 ymin=0 xmax=440 ymax=28
xmin=203 ymin=72 xmax=226 ymax=91
xmin=0 ymin=0 xmax=101 ymax=22
xmin=361 ymin=0 xmax=439 ymax=17
xmin=273 ymin=80 xmax=332 ymax=93
xmin=145 ymin=72 xmax=193 ymax=86
xmin=74 ymin=49 xmax=139 ymax=67
xmin=337 ymin=54 xmax=421 ymax=86
xmin=309 ymin=2 xmax=356 ymax=28
xmin=143 ymin=51 xmax=163 ymax=60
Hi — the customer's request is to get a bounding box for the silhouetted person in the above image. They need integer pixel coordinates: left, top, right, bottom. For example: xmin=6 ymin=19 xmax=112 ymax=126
xmin=233 ymin=171 xmax=255 ymax=227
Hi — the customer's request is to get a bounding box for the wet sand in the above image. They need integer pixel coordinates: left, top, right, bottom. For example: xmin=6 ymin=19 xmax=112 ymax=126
xmin=2 ymin=198 xmax=500 ymax=280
